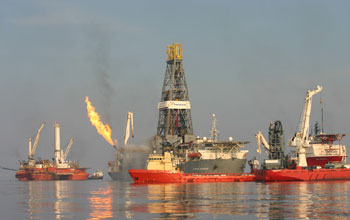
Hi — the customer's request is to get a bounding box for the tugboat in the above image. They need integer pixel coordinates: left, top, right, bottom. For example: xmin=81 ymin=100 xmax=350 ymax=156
xmin=254 ymin=85 xmax=350 ymax=182
xmin=15 ymin=122 xmax=89 ymax=181
xmin=89 ymin=169 xmax=104 ymax=180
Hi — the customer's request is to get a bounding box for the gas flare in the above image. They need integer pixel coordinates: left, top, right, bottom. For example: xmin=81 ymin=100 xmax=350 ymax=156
xmin=85 ymin=96 xmax=115 ymax=146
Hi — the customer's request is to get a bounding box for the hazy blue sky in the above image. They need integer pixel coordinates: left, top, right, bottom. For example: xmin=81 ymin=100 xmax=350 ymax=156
xmin=1 ymin=0 xmax=350 ymax=175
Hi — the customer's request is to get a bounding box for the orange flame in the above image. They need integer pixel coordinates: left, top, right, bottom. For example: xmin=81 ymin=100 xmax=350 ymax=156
xmin=85 ymin=96 xmax=114 ymax=146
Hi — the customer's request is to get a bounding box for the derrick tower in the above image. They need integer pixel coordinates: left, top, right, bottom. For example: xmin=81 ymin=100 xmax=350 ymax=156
xmin=156 ymin=43 xmax=195 ymax=144
xmin=268 ymin=121 xmax=285 ymax=162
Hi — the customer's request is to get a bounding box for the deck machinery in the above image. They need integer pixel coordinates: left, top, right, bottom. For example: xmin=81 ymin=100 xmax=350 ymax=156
xmin=267 ymin=121 xmax=285 ymax=169
xmin=255 ymin=121 xmax=286 ymax=170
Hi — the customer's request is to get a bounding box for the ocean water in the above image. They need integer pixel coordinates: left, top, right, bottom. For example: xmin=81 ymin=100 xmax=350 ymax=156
xmin=1 ymin=176 xmax=350 ymax=219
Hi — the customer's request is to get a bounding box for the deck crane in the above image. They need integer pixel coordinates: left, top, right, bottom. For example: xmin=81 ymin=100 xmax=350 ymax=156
xmin=28 ymin=122 xmax=45 ymax=166
xmin=290 ymin=85 xmax=323 ymax=167
xmin=108 ymin=112 xmax=134 ymax=176
xmin=62 ymin=138 xmax=74 ymax=161
xmin=255 ymin=131 xmax=270 ymax=155
xmin=123 ymin=112 xmax=134 ymax=146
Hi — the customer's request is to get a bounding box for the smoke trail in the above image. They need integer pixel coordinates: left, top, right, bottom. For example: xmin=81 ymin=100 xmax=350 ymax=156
xmin=89 ymin=26 xmax=114 ymax=125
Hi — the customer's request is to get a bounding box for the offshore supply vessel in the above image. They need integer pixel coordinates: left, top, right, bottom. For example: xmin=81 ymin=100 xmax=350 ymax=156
xmin=129 ymin=113 xmax=254 ymax=183
xmin=129 ymin=136 xmax=255 ymax=183
xmin=15 ymin=122 xmax=89 ymax=181
xmin=129 ymin=43 xmax=254 ymax=183
xmin=254 ymin=85 xmax=350 ymax=182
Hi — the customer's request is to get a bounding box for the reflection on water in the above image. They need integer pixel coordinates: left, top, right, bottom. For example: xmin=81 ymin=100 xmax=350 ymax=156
xmin=129 ymin=182 xmax=252 ymax=219
xmin=129 ymin=181 xmax=350 ymax=219
xmin=87 ymin=182 xmax=134 ymax=219
xmin=15 ymin=180 xmax=350 ymax=219
xmin=24 ymin=181 xmax=78 ymax=219
xmin=88 ymin=186 xmax=113 ymax=220
xmin=255 ymin=181 xmax=350 ymax=219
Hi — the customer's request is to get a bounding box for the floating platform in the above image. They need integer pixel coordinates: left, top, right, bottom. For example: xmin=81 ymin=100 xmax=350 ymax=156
xmin=15 ymin=167 xmax=89 ymax=181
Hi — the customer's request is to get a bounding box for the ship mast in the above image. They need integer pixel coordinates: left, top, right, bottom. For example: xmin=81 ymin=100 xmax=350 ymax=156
xmin=290 ymin=85 xmax=323 ymax=167
xmin=320 ymin=92 xmax=324 ymax=134
xmin=54 ymin=122 xmax=62 ymax=164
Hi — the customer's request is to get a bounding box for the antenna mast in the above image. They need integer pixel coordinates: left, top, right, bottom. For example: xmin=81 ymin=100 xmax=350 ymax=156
xmin=320 ymin=92 xmax=324 ymax=134
xmin=210 ymin=114 xmax=218 ymax=141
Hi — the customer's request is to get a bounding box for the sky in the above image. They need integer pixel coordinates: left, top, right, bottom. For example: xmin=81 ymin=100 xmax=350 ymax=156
xmin=1 ymin=0 xmax=350 ymax=177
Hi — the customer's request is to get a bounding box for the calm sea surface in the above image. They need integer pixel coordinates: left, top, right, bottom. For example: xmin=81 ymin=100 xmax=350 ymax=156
xmin=1 ymin=176 xmax=350 ymax=219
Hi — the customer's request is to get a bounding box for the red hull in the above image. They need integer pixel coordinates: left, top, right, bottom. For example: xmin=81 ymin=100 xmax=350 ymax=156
xmin=129 ymin=169 xmax=256 ymax=184
xmin=15 ymin=167 xmax=89 ymax=181
xmin=15 ymin=170 xmax=34 ymax=181
xmin=255 ymin=167 xmax=350 ymax=182
xmin=306 ymin=156 xmax=343 ymax=168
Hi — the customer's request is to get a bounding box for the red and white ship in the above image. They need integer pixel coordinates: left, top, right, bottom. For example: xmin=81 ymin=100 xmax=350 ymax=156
xmin=288 ymin=85 xmax=346 ymax=168
xmin=15 ymin=122 xmax=89 ymax=181
xmin=255 ymin=85 xmax=350 ymax=182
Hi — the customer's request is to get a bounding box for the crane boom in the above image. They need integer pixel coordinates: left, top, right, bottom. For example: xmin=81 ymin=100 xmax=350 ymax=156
xmin=62 ymin=138 xmax=74 ymax=161
xmin=290 ymin=85 xmax=323 ymax=167
xmin=299 ymin=85 xmax=323 ymax=141
xmin=255 ymin=131 xmax=270 ymax=155
xmin=29 ymin=122 xmax=46 ymax=159
xmin=290 ymin=85 xmax=322 ymax=147
xmin=123 ymin=112 xmax=134 ymax=146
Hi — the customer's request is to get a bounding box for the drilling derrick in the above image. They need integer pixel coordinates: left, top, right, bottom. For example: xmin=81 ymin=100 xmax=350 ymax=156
xmin=255 ymin=121 xmax=285 ymax=170
xmin=268 ymin=121 xmax=285 ymax=162
xmin=156 ymin=43 xmax=195 ymax=145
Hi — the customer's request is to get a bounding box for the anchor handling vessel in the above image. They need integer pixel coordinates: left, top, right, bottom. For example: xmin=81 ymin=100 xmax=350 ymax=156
xmin=15 ymin=122 xmax=89 ymax=181
xmin=254 ymin=85 xmax=350 ymax=182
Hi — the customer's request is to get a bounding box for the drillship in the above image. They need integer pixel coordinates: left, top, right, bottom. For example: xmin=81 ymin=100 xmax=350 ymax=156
xmin=129 ymin=43 xmax=254 ymax=183
xmin=254 ymin=85 xmax=350 ymax=182
xmin=15 ymin=122 xmax=89 ymax=181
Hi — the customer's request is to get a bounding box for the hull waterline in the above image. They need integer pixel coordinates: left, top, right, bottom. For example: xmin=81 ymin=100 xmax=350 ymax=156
xmin=129 ymin=169 xmax=255 ymax=184
xmin=255 ymin=167 xmax=350 ymax=182
xmin=15 ymin=167 xmax=89 ymax=181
